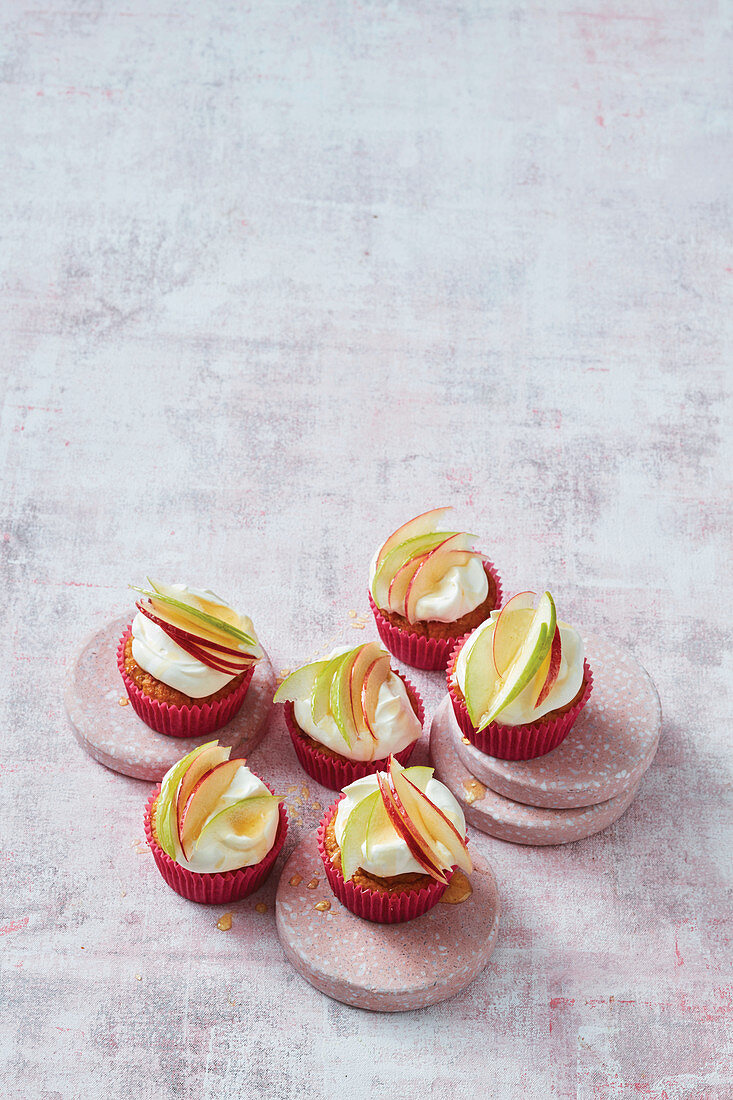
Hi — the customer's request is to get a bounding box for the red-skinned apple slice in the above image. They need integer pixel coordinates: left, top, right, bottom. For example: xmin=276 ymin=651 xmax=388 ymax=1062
xmin=479 ymin=591 xmax=557 ymax=727
xmin=376 ymin=773 xmax=448 ymax=883
xmin=403 ymin=534 xmax=476 ymax=624
xmin=136 ymin=603 xmax=255 ymax=661
xmin=387 ymin=552 xmax=431 ymax=616
xmin=491 ymin=592 xmax=536 ymax=676
xmin=136 ymin=613 xmax=253 ymax=674
xmin=155 ymin=742 xmax=214 ymax=858
xmin=388 ymin=757 xmax=471 ymax=875
xmin=533 ymin=624 xmax=562 ymax=708
xmin=348 ymin=643 xmax=385 ymax=740
xmin=175 ymin=743 xmax=231 ymax=841
xmin=374 ymin=507 xmax=453 ymax=572
xmin=131 ymin=587 xmax=258 ymax=650
xmin=372 ymin=531 xmax=456 ymax=607
xmin=361 ymin=654 xmax=392 ymax=739
xmin=179 ymin=759 xmax=247 ymax=860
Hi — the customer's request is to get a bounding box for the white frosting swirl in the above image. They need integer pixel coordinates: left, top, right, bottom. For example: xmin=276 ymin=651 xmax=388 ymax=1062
xmin=131 ymin=583 xmax=259 ymax=699
xmin=453 ymin=612 xmax=585 ymax=726
xmin=369 ymin=548 xmax=488 ymax=623
xmin=166 ymin=763 xmax=279 ymax=873
xmin=334 ymin=771 xmax=466 ymax=877
xmin=293 ymin=649 xmax=421 ymax=762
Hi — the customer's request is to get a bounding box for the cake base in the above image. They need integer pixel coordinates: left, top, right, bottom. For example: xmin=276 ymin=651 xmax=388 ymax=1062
xmin=275 ymin=831 xmax=500 ymax=1012
xmin=431 ymin=696 xmax=641 ymax=845
xmin=65 ymin=615 xmax=275 ymax=781
xmin=454 ymin=633 xmax=661 ymax=808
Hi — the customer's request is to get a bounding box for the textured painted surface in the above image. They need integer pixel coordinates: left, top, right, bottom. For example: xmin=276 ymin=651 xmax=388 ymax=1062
xmin=1 ymin=0 xmax=731 ymax=1097
xmin=453 ymin=632 xmax=661 ymax=807
xmin=276 ymin=835 xmax=500 ymax=1011
xmin=66 ymin=615 xmax=274 ymax=779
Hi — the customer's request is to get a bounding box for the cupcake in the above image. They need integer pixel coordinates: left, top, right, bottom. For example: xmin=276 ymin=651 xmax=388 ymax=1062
xmin=144 ymin=739 xmax=288 ymax=903
xmin=317 ymin=755 xmax=472 ymax=923
xmin=367 ymin=507 xmax=502 ymax=670
xmin=448 ymin=589 xmax=593 ymax=761
xmin=274 ymin=642 xmax=424 ymax=790
xmin=118 ymin=579 xmax=262 ymax=736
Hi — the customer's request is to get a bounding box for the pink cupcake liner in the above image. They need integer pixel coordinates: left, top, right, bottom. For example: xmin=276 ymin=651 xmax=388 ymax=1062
xmin=446 ymin=638 xmax=594 ymax=760
xmin=368 ymin=560 xmax=502 ymax=671
xmin=144 ymin=785 xmax=288 ymax=904
xmin=117 ymin=625 xmax=255 ymax=737
xmin=283 ymin=673 xmax=424 ymax=791
xmin=316 ymin=799 xmax=448 ymax=923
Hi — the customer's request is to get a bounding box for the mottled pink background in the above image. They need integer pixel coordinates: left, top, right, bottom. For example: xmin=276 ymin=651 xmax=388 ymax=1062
xmin=1 ymin=1 xmax=731 ymax=1098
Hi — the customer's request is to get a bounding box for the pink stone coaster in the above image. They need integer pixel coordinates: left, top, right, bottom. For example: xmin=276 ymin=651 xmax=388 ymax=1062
xmin=431 ymin=697 xmax=641 ymax=845
xmin=276 ymin=832 xmax=500 ymax=1012
xmin=65 ymin=615 xmax=275 ymax=781
xmin=455 ymin=633 xmax=661 ymax=808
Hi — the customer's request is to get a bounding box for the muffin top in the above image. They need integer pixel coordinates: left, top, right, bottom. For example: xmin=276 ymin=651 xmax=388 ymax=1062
xmin=369 ymin=507 xmax=489 ymax=624
xmin=332 ymin=757 xmax=471 ymax=883
xmin=451 ymin=590 xmax=585 ymax=728
xmin=130 ymin=579 xmax=262 ymax=698
xmin=275 ymin=643 xmax=421 ymax=762
xmin=153 ymin=741 xmax=281 ymax=873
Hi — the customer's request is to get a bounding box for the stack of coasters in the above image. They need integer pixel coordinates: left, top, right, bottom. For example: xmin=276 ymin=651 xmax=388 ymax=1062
xmin=430 ymin=633 xmax=661 ymax=845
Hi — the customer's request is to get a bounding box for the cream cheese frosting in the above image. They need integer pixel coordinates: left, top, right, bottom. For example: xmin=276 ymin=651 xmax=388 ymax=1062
xmin=453 ymin=611 xmax=585 ymax=726
xmin=369 ymin=548 xmax=488 ymax=623
xmin=293 ymin=647 xmax=421 ymax=762
xmin=168 ymin=764 xmax=279 ymax=873
xmin=131 ymin=583 xmax=260 ymax=698
xmin=334 ymin=771 xmax=466 ymax=878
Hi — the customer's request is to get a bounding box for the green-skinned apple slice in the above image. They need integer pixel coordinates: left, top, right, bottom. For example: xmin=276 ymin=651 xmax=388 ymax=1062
xmin=131 ymin=585 xmax=256 ymax=648
xmin=193 ymin=793 xmax=283 ymax=852
xmin=348 ymin=642 xmax=385 ymax=739
xmin=532 ymin=624 xmax=562 ymax=708
xmin=372 ymin=531 xmax=458 ymax=608
xmin=403 ymin=535 xmax=476 ymax=623
xmin=388 ymin=757 xmax=471 ymax=875
xmin=387 ymin=552 xmax=431 ymax=616
xmin=361 ymin=653 xmax=392 ymax=738
xmin=179 ymin=759 xmax=246 ymax=860
xmin=377 ymin=771 xmax=448 ymax=883
xmin=374 ymin=507 xmax=453 ymax=572
xmin=364 ymin=788 xmax=394 ymax=862
xmin=155 ymin=741 xmax=216 ymax=858
xmin=491 ymin=591 xmax=537 ymax=676
xmin=329 ymin=647 xmax=363 ymax=749
xmin=462 ymin=623 xmax=500 ymax=727
xmin=311 ymin=651 xmax=351 ymax=727
xmin=147 ymin=579 xmax=244 ymax=631
xmin=273 ymin=660 xmax=329 ymax=704
xmin=478 ymin=591 xmax=557 ymax=728
xmin=175 ymin=743 xmax=231 ymax=844
xmin=340 ymin=790 xmax=380 ymax=881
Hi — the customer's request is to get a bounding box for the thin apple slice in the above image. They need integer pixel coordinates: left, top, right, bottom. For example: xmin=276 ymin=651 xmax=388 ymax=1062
xmin=273 ymin=660 xmax=328 ymax=704
xmin=155 ymin=742 xmax=216 ymax=858
xmin=389 ymin=758 xmax=471 ymax=875
xmin=148 ymin=580 xmax=244 ymax=632
xmin=462 ymin=622 xmax=500 ymax=727
xmin=377 ymin=772 xmax=449 ymax=883
xmin=175 ymin=743 xmax=231 ymax=842
xmin=403 ymin=535 xmax=476 ymax=623
xmin=193 ymin=793 xmax=283 ymax=852
xmin=478 ymin=591 xmax=557 ymax=728
xmin=491 ymin=592 xmax=537 ymax=676
xmin=361 ymin=654 xmax=392 ymax=738
xmin=330 ymin=648 xmax=362 ymax=749
xmin=340 ymin=790 xmax=380 ymax=881
xmin=131 ymin=585 xmax=257 ymax=648
xmin=372 ymin=531 xmax=457 ymax=608
xmin=364 ymin=788 xmax=394 ymax=862
xmin=179 ymin=759 xmax=246 ymax=860
xmin=136 ymin=606 xmax=255 ymax=661
xmin=533 ymin=624 xmax=562 ymax=708
xmin=374 ymin=507 xmax=454 ymax=572
xmin=311 ymin=651 xmax=351 ymax=727
xmin=387 ymin=552 xmax=431 ymax=616
xmin=348 ymin=643 xmax=385 ymax=739
xmin=401 ymin=765 xmax=435 ymax=789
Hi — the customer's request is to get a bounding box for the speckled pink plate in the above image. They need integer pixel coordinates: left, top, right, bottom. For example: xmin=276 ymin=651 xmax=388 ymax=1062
xmin=65 ymin=615 xmax=276 ymax=781
xmin=454 ymin=633 xmax=661 ymax=808
xmin=430 ymin=696 xmax=642 ymax=845
xmin=275 ymin=831 xmax=500 ymax=1012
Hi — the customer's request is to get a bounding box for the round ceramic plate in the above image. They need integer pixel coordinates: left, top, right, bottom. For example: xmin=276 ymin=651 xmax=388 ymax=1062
xmin=431 ymin=696 xmax=642 ymax=845
xmin=65 ymin=615 xmax=275 ymax=781
xmin=454 ymin=633 xmax=661 ymax=808
xmin=275 ymin=831 xmax=500 ymax=1012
